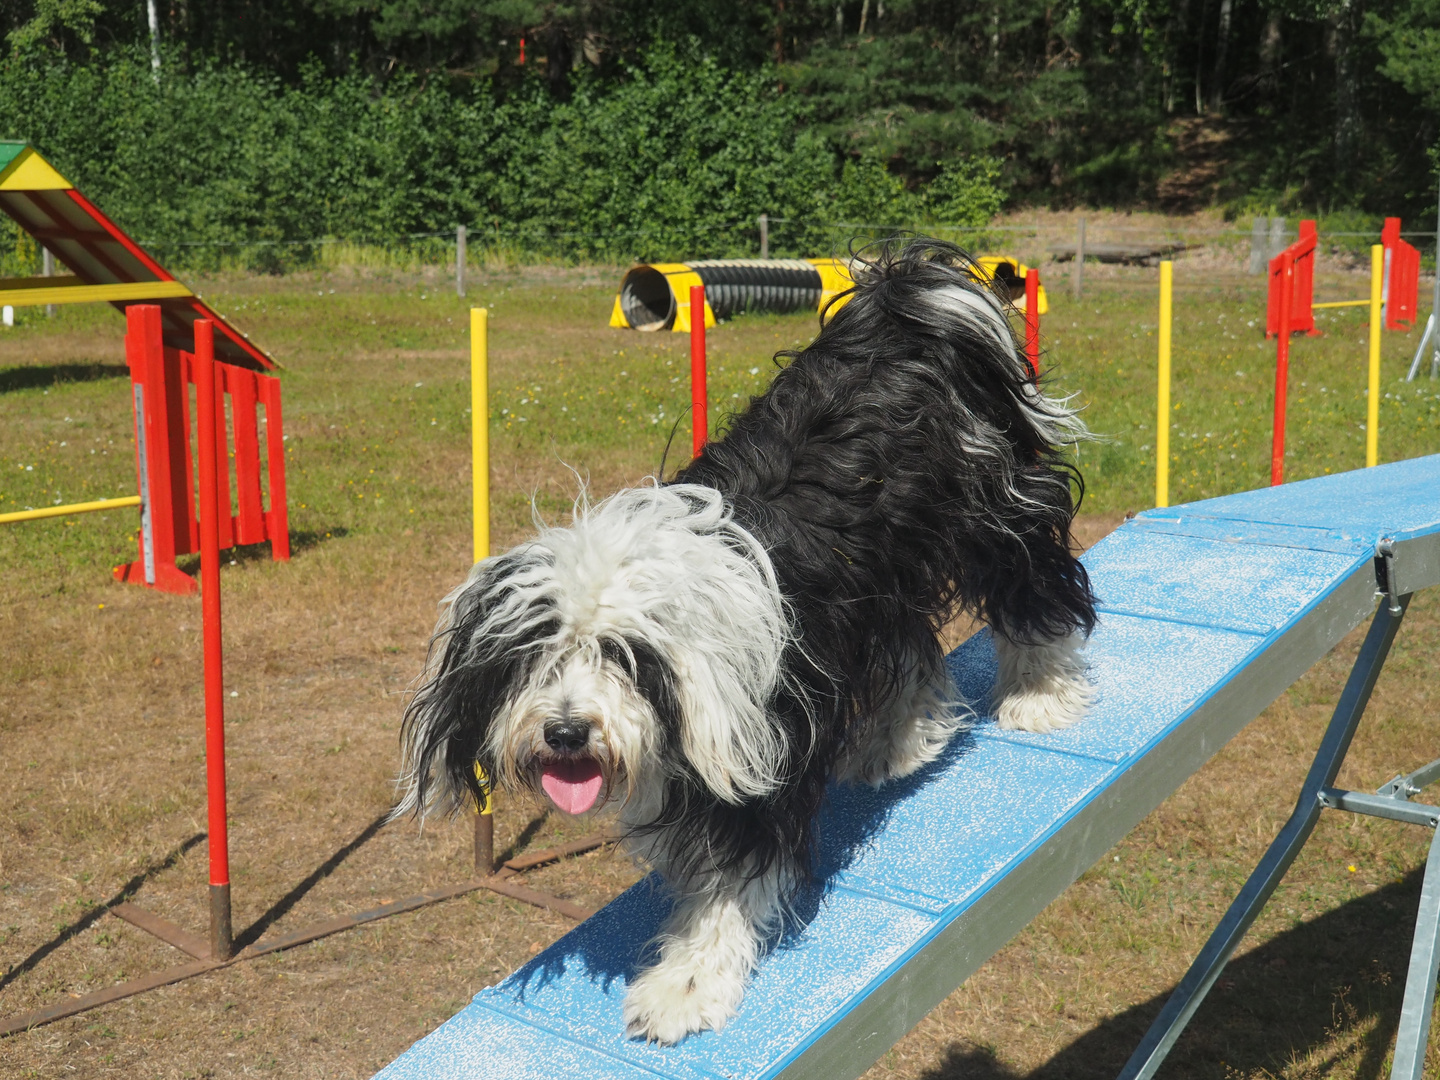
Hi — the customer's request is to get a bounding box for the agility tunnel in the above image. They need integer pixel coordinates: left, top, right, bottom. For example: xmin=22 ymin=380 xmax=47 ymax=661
xmin=610 ymin=255 xmax=1047 ymax=332
xmin=372 ymin=456 xmax=1440 ymax=1080
xmin=609 ymin=258 xmax=855 ymax=332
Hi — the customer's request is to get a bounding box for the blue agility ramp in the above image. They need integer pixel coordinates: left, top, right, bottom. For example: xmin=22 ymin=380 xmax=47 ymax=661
xmin=374 ymin=456 xmax=1440 ymax=1080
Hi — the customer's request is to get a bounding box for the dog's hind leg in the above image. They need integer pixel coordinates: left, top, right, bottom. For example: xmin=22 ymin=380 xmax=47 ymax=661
xmin=834 ymin=646 xmax=966 ymax=787
xmin=992 ymin=632 xmax=1092 ymax=733
xmin=622 ymin=867 xmax=786 ymax=1044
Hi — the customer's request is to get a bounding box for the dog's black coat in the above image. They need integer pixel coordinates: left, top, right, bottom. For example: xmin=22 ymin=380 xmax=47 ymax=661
xmin=406 ymin=240 xmax=1095 ymax=899
xmin=640 ymin=240 xmax=1096 ymax=887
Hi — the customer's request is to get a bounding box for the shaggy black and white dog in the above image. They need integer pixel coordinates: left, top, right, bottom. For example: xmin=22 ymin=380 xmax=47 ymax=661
xmin=397 ymin=239 xmax=1097 ymax=1044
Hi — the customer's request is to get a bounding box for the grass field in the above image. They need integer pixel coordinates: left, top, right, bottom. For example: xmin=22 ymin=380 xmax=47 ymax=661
xmin=1 ymin=249 xmax=1438 ymax=1080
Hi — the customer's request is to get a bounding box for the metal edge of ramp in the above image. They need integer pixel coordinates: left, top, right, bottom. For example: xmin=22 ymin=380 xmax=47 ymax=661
xmin=372 ymin=457 xmax=1440 ymax=1080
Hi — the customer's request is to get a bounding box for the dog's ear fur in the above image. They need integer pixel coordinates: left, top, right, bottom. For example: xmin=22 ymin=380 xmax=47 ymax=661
xmin=669 ymin=641 xmax=789 ymax=804
xmin=396 ymin=548 xmax=560 ymax=819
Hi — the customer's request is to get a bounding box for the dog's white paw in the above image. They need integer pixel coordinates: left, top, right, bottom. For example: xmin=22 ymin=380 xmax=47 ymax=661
xmin=620 ymin=888 xmax=764 ymax=1044
xmin=993 ymin=633 xmax=1092 ymax=734
xmin=622 ymin=954 xmax=747 ymax=1044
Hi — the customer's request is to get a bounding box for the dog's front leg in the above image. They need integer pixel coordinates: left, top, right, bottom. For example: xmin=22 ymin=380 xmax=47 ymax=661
xmin=623 ymin=875 xmax=777 ymax=1044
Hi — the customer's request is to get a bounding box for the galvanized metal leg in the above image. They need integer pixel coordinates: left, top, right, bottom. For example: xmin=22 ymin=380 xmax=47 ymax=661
xmin=1118 ymin=594 xmax=1411 ymax=1080
xmin=1390 ymin=824 xmax=1440 ymax=1080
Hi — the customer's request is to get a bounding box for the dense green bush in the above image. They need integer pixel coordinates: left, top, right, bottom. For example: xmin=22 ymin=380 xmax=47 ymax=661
xmin=0 ymin=44 xmax=1008 ymax=269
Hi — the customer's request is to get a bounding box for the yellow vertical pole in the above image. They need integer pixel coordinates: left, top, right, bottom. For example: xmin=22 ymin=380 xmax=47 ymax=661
xmin=470 ymin=309 xmax=496 ymax=872
xmin=1367 ymin=245 xmax=1382 ymax=468
xmin=471 ymin=308 xmax=490 ymax=562
xmin=1156 ymin=261 xmax=1173 ymax=508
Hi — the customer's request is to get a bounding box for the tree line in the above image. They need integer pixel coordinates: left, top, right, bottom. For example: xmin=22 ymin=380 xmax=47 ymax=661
xmin=1 ymin=0 xmax=1437 ymax=263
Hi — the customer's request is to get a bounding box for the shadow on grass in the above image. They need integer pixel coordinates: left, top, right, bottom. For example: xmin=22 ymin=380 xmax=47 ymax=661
xmin=173 ymin=528 xmax=349 ymax=577
xmin=232 ymin=810 xmax=391 ymax=952
xmin=497 ymin=810 xmax=551 ymax=867
xmin=918 ymin=869 xmax=1427 ymax=1080
xmin=0 ymin=363 xmax=129 ymax=394
xmin=0 ymin=832 xmax=207 ymax=993
xmin=230 ymin=802 xmax=560 ymax=952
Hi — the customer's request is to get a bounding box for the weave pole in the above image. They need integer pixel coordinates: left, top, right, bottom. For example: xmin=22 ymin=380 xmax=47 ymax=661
xmin=195 ymin=319 xmax=233 ymax=962
xmin=1023 ymin=269 xmax=1040 ymax=376
xmin=470 ymin=307 xmax=494 ymax=873
xmin=690 ymin=285 xmax=708 ymax=456
xmin=471 ymin=308 xmax=489 ymax=564
xmin=1156 ymin=261 xmax=1173 ymax=508
xmin=1271 ymin=253 xmax=1295 ymax=486
xmin=1367 ymin=245 xmax=1383 ymax=468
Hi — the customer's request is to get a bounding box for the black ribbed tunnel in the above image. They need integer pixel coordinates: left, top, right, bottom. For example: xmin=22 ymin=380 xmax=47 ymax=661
xmin=617 ymin=260 xmax=827 ymax=331
xmin=689 ymin=260 xmax=823 ymax=319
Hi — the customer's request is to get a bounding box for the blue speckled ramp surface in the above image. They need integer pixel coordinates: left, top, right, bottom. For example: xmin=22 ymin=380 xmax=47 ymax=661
xmin=375 ymin=457 xmax=1440 ymax=1080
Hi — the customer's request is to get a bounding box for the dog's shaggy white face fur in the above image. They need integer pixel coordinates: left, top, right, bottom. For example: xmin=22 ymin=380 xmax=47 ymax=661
xmin=397 ymin=485 xmax=794 ymax=822
xmin=398 ymin=241 xmax=1097 ymax=1045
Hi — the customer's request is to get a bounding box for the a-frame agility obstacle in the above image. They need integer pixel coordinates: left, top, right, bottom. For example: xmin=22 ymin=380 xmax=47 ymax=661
xmin=0 ymin=141 xmax=288 ymax=592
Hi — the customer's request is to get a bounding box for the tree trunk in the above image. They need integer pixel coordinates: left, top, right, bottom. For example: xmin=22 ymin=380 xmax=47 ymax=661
xmin=546 ymin=25 xmax=572 ymax=99
xmin=1331 ymin=0 xmax=1361 ymax=179
xmin=1194 ymin=0 xmax=1212 ymax=114
xmin=1210 ymin=0 xmax=1231 ymax=110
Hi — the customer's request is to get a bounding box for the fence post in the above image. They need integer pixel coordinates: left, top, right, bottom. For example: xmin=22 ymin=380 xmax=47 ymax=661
xmin=42 ymin=248 xmax=55 ymax=318
xmin=456 ymin=225 xmax=467 ymax=298
xmin=1249 ymin=218 xmax=1267 ymax=275
xmin=1268 ymin=217 xmax=1286 ymax=262
xmin=759 ymin=214 xmax=769 ymax=259
xmin=1073 ymin=217 xmax=1086 ymax=300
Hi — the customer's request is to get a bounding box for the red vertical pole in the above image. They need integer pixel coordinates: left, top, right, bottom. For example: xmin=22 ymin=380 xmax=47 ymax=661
xmin=195 ymin=319 xmax=233 ymax=961
xmin=1270 ymin=254 xmax=1294 ymax=487
xmin=690 ymin=284 xmax=708 ymax=457
xmin=1024 ymin=269 xmax=1040 ymax=376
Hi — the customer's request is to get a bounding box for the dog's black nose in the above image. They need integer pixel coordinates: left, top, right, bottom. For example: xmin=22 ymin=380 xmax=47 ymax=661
xmin=543 ymin=719 xmax=591 ymax=755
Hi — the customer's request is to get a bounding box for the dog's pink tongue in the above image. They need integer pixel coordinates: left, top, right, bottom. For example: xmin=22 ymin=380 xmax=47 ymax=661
xmin=540 ymin=760 xmax=604 ymax=815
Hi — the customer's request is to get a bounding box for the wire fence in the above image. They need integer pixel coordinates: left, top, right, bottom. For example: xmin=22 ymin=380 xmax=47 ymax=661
xmin=3 ymin=211 xmax=1435 ymax=281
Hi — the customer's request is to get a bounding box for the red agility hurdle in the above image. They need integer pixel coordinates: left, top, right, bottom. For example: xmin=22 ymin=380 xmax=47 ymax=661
xmin=114 ymin=304 xmax=289 ymax=594
xmin=1382 ymin=217 xmax=1419 ymax=332
xmin=1266 ymin=220 xmax=1318 ymax=339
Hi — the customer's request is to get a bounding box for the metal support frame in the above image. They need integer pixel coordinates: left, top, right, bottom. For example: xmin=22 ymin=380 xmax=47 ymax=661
xmin=1120 ymin=588 xmax=1440 ymax=1080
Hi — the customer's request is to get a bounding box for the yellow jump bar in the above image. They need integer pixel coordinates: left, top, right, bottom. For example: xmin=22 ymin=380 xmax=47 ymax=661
xmin=0 ymin=278 xmax=192 ymax=308
xmin=1312 ymin=299 xmax=1371 ymax=309
xmin=0 ymin=495 xmax=141 ymax=524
